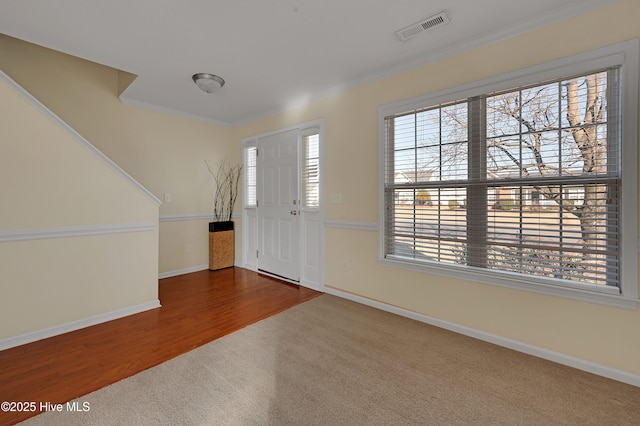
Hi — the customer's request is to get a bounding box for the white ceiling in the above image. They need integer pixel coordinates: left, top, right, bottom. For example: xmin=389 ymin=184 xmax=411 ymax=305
xmin=0 ymin=0 xmax=617 ymax=127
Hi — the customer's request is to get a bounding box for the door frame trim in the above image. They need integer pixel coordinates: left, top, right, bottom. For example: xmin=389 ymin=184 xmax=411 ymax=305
xmin=241 ymin=119 xmax=324 ymax=290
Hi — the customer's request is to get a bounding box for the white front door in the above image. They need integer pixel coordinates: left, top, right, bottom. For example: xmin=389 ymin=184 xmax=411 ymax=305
xmin=257 ymin=129 xmax=300 ymax=282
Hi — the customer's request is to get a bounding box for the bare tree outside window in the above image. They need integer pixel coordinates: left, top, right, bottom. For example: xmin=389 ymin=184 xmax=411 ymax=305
xmin=385 ymin=68 xmax=621 ymax=287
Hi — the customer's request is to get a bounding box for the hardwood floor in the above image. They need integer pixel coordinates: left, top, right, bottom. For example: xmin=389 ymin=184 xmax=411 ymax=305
xmin=0 ymin=268 xmax=321 ymax=425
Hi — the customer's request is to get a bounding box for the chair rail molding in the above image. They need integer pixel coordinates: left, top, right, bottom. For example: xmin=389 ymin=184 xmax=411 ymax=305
xmin=324 ymin=220 xmax=377 ymax=232
xmin=0 ymin=222 xmax=156 ymax=243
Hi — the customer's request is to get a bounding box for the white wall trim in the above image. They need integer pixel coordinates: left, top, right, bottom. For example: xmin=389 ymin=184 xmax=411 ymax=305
xmin=324 ymin=287 xmax=640 ymax=388
xmin=159 ymin=264 xmax=209 ymax=279
xmin=324 ymin=220 xmax=377 ymax=232
xmin=0 ymin=222 xmax=157 ymax=243
xmin=160 ymin=214 xmax=212 ymax=222
xmin=159 ymin=263 xmax=245 ymax=279
xmin=119 ymin=94 xmax=232 ymax=128
xmin=0 ymin=300 xmax=161 ymax=351
xmin=300 ymin=279 xmax=323 ymax=292
xmin=159 ymin=213 xmax=240 ymax=222
xmin=0 ymin=70 xmax=161 ymax=206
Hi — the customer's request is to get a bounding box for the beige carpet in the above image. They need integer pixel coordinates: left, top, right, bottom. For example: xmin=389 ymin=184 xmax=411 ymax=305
xmin=22 ymin=295 xmax=640 ymax=425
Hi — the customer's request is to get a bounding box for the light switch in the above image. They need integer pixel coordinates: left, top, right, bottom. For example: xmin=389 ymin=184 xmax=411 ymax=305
xmin=330 ymin=193 xmax=343 ymax=204
xmin=164 ymin=193 xmax=172 ymax=203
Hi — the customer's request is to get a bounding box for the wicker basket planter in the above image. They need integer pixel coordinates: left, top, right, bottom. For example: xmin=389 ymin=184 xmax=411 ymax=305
xmin=209 ymin=221 xmax=234 ymax=270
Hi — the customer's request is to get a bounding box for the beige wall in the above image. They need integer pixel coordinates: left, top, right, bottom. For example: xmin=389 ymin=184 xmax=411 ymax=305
xmin=0 ymin=34 xmax=240 ymax=275
xmin=0 ymin=74 xmax=159 ymax=339
xmin=1 ymin=0 xmax=639 ymax=377
xmin=234 ymin=0 xmax=640 ymax=376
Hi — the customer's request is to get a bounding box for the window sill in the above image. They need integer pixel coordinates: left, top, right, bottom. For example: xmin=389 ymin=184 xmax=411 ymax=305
xmin=379 ymin=256 xmax=638 ymax=310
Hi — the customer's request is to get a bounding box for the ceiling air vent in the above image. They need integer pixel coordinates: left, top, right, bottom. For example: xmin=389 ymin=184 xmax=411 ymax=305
xmin=395 ymin=11 xmax=450 ymax=42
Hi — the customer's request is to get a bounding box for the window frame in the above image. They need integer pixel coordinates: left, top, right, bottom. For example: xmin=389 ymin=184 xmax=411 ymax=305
xmin=378 ymin=40 xmax=639 ymax=309
xmin=300 ymin=128 xmax=321 ymax=212
xmin=243 ymin=141 xmax=257 ymax=209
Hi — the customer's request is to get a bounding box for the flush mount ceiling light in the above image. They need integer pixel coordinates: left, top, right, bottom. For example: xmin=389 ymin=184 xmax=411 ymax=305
xmin=192 ymin=73 xmax=225 ymax=93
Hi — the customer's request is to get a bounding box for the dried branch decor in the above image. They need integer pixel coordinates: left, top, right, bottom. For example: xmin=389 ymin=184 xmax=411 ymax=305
xmin=205 ymin=160 xmax=242 ymax=222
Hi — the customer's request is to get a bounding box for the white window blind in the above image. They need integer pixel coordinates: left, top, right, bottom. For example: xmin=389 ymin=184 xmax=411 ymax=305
xmin=302 ymin=132 xmax=320 ymax=209
xmin=384 ymin=68 xmax=622 ymax=289
xmin=245 ymin=145 xmax=257 ymax=207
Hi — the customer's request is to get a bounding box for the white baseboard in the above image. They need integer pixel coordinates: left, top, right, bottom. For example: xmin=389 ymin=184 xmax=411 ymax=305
xmin=324 ymin=286 xmax=640 ymax=388
xmin=0 ymin=300 xmax=161 ymax=351
xmin=159 ymin=264 xmax=209 ymax=279
xmin=300 ymin=279 xmax=323 ymax=292
xmin=159 ymin=263 xmax=246 ymax=280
